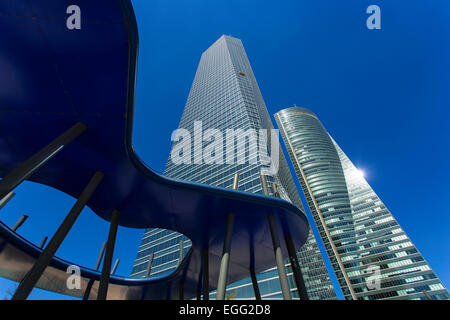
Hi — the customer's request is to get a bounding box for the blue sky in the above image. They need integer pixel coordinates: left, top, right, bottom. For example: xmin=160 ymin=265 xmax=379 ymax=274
xmin=1 ymin=0 xmax=449 ymax=299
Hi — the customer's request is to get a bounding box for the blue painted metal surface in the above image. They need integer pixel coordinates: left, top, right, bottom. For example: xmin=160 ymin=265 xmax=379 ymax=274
xmin=0 ymin=0 xmax=309 ymax=299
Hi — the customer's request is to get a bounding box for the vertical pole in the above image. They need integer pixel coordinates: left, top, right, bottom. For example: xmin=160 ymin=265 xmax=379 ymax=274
xmin=260 ymin=173 xmax=292 ymax=300
xmin=259 ymin=171 xmax=270 ymax=196
xmin=232 ymin=173 xmax=239 ymax=190
xmin=12 ymin=172 xmax=104 ymax=300
xmin=216 ymin=173 xmax=239 ymax=300
xmin=97 ymin=209 xmax=120 ymax=300
xmin=285 ymin=236 xmax=309 ymax=300
xmin=177 ymin=240 xmax=184 ymax=266
xmin=267 ymin=214 xmax=292 ymax=300
xmin=260 ymin=173 xmax=291 ymax=299
xmin=250 ymin=268 xmax=262 ymax=300
xmin=0 ymin=192 xmax=15 ymax=211
xmin=271 ymin=181 xmax=309 ymax=300
xmin=39 ymin=236 xmax=48 ymax=249
xmin=11 ymin=215 xmax=28 ymax=232
xmin=145 ymin=253 xmax=154 ymax=277
xmin=271 ymin=182 xmax=280 ymax=198
xmin=83 ymin=241 xmax=106 ymax=300
xmin=252 ymin=173 xmax=264 ymax=300
xmin=111 ymin=259 xmax=120 ymax=275
xmin=94 ymin=242 xmax=107 ymax=270
xmin=216 ymin=213 xmax=235 ymax=300
xmin=202 ymin=248 xmax=209 ymax=300
xmin=0 ymin=123 xmax=87 ymax=199
xmin=423 ymin=290 xmax=432 ymax=300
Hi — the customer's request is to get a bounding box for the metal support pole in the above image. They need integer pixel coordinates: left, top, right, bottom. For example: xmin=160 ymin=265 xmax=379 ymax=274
xmin=250 ymin=268 xmax=261 ymax=300
xmin=97 ymin=209 xmax=120 ymax=300
xmin=268 ymin=214 xmax=292 ymax=300
xmin=11 ymin=215 xmax=28 ymax=232
xmin=271 ymin=181 xmax=309 ymax=300
xmin=94 ymin=242 xmax=107 ymax=270
xmin=259 ymin=171 xmax=270 ymax=196
xmin=216 ymin=213 xmax=235 ymax=300
xmin=145 ymin=253 xmax=154 ymax=277
xmin=177 ymin=240 xmax=184 ymax=266
xmin=202 ymin=248 xmax=209 ymax=300
xmin=423 ymin=290 xmax=432 ymax=300
xmin=12 ymin=172 xmax=104 ymax=300
xmin=0 ymin=123 xmax=87 ymax=199
xmin=39 ymin=236 xmax=48 ymax=249
xmin=111 ymin=259 xmax=120 ymax=275
xmin=216 ymin=172 xmax=239 ymax=300
xmin=271 ymin=182 xmax=280 ymax=198
xmin=285 ymin=236 xmax=309 ymax=300
xmin=260 ymin=173 xmax=291 ymax=299
xmin=0 ymin=192 xmax=15 ymax=211
xmin=83 ymin=241 xmax=106 ymax=300
xmin=232 ymin=173 xmax=239 ymax=190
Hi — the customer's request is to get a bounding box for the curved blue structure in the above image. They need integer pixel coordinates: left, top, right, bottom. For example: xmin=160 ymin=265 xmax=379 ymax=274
xmin=0 ymin=0 xmax=309 ymax=299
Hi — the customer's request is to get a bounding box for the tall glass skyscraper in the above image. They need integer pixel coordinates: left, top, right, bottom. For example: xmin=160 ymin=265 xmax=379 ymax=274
xmin=131 ymin=36 xmax=336 ymax=300
xmin=275 ymin=106 xmax=450 ymax=300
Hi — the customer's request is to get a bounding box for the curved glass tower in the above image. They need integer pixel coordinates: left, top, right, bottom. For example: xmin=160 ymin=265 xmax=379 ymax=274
xmin=275 ymin=106 xmax=449 ymax=300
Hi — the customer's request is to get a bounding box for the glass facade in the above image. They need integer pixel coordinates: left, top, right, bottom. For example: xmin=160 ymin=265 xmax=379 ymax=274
xmin=131 ymin=36 xmax=336 ymax=300
xmin=275 ymin=106 xmax=450 ymax=300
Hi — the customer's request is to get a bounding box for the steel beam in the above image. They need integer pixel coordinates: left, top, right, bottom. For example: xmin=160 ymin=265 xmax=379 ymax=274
xmin=0 ymin=192 xmax=15 ymax=211
xmin=268 ymin=214 xmax=292 ymax=300
xmin=111 ymin=259 xmax=120 ymax=275
xmin=11 ymin=215 xmax=28 ymax=232
xmin=83 ymin=241 xmax=106 ymax=300
xmin=145 ymin=253 xmax=154 ymax=277
xmin=285 ymin=235 xmax=309 ymax=300
xmin=250 ymin=268 xmax=261 ymax=300
xmin=94 ymin=242 xmax=107 ymax=270
xmin=216 ymin=213 xmax=235 ymax=300
xmin=38 ymin=236 xmax=48 ymax=249
xmin=271 ymin=182 xmax=280 ymax=198
xmin=232 ymin=173 xmax=239 ymax=190
xmin=0 ymin=123 xmax=87 ymax=199
xmin=177 ymin=240 xmax=184 ymax=266
xmin=216 ymin=173 xmax=239 ymax=300
xmin=271 ymin=181 xmax=309 ymax=300
xmin=260 ymin=173 xmax=291 ymax=299
xmin=259 ymin=171 xmax=270 ymax=196
xmin=97 ymin=209 xmax=120 ymax=300
xmin=12 ymin=171 xmax=103 ymax=300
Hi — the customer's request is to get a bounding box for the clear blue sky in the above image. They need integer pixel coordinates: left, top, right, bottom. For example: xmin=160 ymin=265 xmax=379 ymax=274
xmin=1 ymin=0 xmax=449 ymax=299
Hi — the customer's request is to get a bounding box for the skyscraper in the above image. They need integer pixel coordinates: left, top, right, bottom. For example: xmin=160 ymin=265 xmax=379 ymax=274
xmin=275 ymin=106 xmax=450 ymax=300
xmin=131 ymin=36 xmax=336 ymax=299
